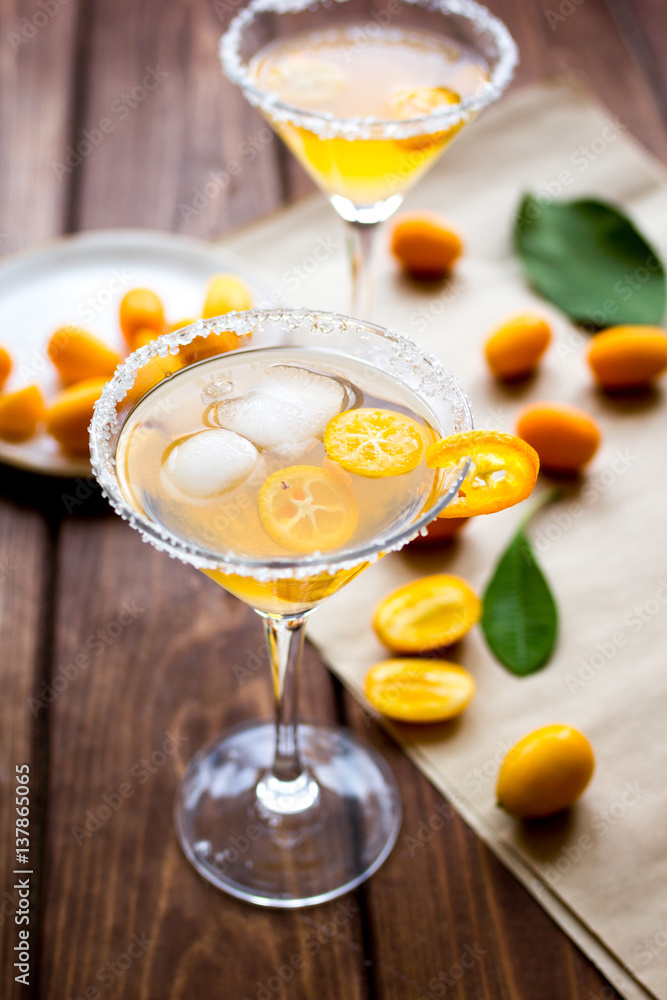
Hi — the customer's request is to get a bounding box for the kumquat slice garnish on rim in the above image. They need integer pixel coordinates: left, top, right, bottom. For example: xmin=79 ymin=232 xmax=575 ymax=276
xmin=427 ymin=430 xmax=539 ymax=518
xmin=324 ymin=407 xmax=429 ymax=478
xmin=258 ymin=465 xmax=358 ymax=554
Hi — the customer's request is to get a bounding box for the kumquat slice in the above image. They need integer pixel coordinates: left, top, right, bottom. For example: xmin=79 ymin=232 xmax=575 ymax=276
xmin=427 ymin=430 xmax=539 ymax=518
xmin=324 ymin=407 xmax=428 ymax=478
xmin=258 ymin=465 xmax=358 ymax=554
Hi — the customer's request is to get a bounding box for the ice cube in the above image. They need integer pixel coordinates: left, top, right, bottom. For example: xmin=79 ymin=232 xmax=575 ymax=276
xmin=265 ymin=364 xmax=346 ymax=420
xmin=214 ymin=366 xmax=347 ymax=451
xmin=163 ymin=429 xmax=259 ymax=499
xmin=214 ymin=392 xmax=302 ymax=449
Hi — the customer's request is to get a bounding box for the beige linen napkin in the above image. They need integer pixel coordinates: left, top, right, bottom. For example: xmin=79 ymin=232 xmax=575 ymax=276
xmin=225 ymin=79 xmax=667 ymax=1000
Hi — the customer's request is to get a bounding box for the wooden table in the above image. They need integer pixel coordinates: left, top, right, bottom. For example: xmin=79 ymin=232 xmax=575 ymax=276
xmin=1 ymin=1 xmax=665 ymax=997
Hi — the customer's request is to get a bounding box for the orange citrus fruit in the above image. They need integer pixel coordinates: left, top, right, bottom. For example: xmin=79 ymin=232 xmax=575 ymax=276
xmin=516 ymin=402 xmax=600 ymax=474
xmin=258 ymin=465 xmax=358 ymax=554
xmin=408 ymin=515 xmax=469 ymax=546
xmin=131 ymin=327 xmax=161 ymax=350
xmin=0 ymin=344 xmax=13 ymax=391
xmin=373 ymin=574 xmax=481 ymax=653
xmin=365 ymin=659 xmax=475 ymax=722
xmin=485 ymin=313 xmax=551 ymax=381
xmin=48 ymin=326 xmax=121 ymax=386
xmin=180 ymin=328 xmax=247 ymax=366
xmin=202 ymin=274 xmax=253 ymax=319
xmin=390 ymin=212 xmax=463 ymax=279
xmin=427 ymin=430 xmax=539 ymax=517
xmin=0 ymin=384 xmax=45 ymax=441
xmin=119 ymin=288 xmax=165 ymax=348
xmin=324 ymin=407 xmax=428 ymax=478
xmin=46 ymin=377 xmax=107 ymax=456
xmin=170 ymin=317 xmax=198 ymax=333
xmin=496 ymin=725 xmax=595 ymax=819
xmin=587 ymin=325 xmax=667 ymax=390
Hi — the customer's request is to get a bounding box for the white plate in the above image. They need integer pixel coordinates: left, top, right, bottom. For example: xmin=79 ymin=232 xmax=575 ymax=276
xmin=0 ymin=229 xmax=274 ymax=477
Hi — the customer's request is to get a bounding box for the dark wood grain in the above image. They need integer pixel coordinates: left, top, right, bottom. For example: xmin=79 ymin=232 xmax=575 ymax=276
xmin=0 ymin=2 xmax=80 ymax=998
xmin=2 ymin=0 xmax=666 ymax=997
xmin=0 ymin=496 xmax=50 ymax=1000
xmin=40 ymin=518 xmax=368 ymax=999
xmin=71 ymin=0 xmax=283 ymax=236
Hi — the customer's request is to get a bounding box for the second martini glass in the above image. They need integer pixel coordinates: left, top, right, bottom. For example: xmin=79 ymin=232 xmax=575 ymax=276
xmin=221 ymin=0 xmax=517 ymax=316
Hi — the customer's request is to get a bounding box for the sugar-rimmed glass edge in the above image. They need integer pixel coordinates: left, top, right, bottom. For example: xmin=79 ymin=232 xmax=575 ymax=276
xmin=219 ymin=0 xmax=518 ymax=140
xmin=89 ymin=308 xmax=473 ymax=581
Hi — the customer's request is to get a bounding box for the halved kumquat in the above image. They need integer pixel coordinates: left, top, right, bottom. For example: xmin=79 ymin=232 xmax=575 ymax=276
xmin=365 ymin=659 xmax=475 ymax=722
xmin=373 ymin=574 xmax=481 ymax=653
xmin=324 ymin=407 xmax=428 ymax=478
xmin=258 ymin=465 xmax=358 ymax=554
xmin=427 ymin=430 xmax=539 ymax=518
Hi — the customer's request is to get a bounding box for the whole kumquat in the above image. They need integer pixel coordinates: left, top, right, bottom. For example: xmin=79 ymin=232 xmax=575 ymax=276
xmin=408 ymin=515 xmax=469 ymax=546
xmin=0 ymin=384 xmax=45 ymax=441
xmin=48 ymin=326 xmax=121 ymax=385
xmin=587 ymin=325 xmax=667 ymax=390
xmin=0 ymin=344 xmax=12 ymax=390
xmin=390 ymin=213 xmax=463 ymax=280
xmin=485 ymin=313 xmax=551 ymax=381
xmin=496 ymin=725 xmax=595 ymax=819
xmin=202 ymin=274 xmax=253 ymax=319
xmin=119 ymin=288 xmax=165 ymax=348
xmin=46 ymin=377 xmax=107 ymax=456
xmin=516 ymin=401 xmax=600 ymax=474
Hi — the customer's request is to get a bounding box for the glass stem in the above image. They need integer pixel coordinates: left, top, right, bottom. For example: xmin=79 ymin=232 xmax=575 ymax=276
xmin=267 ymin=615 xmax=305 ymax=782
xmin=346 ymin=219 xmax=378 ymax=319
xmin=256 ymin=614 xmax=319 ymax=817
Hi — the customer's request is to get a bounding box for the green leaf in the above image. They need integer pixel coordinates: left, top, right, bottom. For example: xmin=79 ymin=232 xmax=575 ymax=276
xmin=481 ymin=526 xmax=558 ymax=676
xmin=514 ymin=195 xmax=666 ymax=328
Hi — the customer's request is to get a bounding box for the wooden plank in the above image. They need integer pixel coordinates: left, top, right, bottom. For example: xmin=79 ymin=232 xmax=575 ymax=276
xmin=0 ymin=0 xmax=79 ymax=253
xmin=0 ymin=1 xmax=79 ymax=997
xmin=40 ymin=516 xmax=368 ymax=998
xmin=605 ymin=0 xmax=667 ymax=116
xmin=492 ymin=0 xmax=667 ymax=164
xmin=71 ymin=0 xmax=283 ymax=236
xmin=0 ymin=492 xmax=50 ymax=1000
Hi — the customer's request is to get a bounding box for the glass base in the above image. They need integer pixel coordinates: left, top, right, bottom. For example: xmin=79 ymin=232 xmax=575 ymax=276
xmin=175 ymin=720 xmax=401 ymax=908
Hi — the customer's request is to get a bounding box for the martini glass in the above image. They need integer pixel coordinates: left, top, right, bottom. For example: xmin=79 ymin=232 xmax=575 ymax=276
xmin=90 ymin=308 xmax=472 ymax=907
xmin=220 ymin=0 xmax=517 ymax=317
